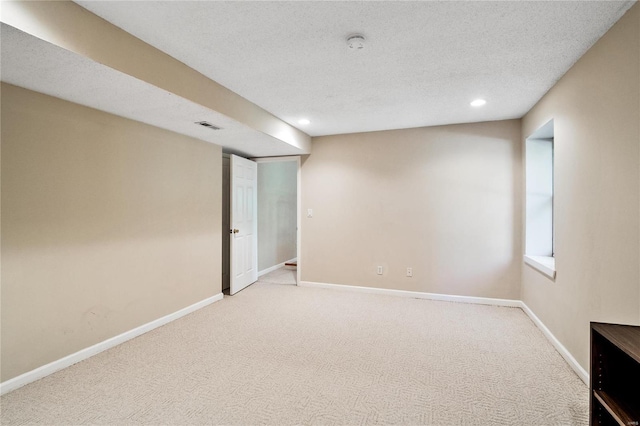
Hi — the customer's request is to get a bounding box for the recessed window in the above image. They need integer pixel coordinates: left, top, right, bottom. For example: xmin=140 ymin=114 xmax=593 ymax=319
xmin=524 ymin=119 xmax=555 ymax=279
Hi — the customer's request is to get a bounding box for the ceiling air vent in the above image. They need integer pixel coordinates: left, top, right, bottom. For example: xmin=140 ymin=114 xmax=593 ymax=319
xmin=195 ymin=121 xmax=222 ymax=130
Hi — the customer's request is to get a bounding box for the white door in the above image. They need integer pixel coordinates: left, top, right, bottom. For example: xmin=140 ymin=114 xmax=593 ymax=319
xmin=230 ymin=155 xmax=258 ymax=295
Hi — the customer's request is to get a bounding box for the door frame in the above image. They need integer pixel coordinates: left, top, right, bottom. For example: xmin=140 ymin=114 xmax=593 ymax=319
xmin=252 ymin=156 xmax=301 ymax=286
xmin=222 ymin=154 xmax=231 ymax=291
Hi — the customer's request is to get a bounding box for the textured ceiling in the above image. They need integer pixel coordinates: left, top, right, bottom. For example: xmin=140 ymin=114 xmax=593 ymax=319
xmin=0 ymin=24 xmax=304 ymax=158
xmin=77 ymin=0 xmax=635 ymax=137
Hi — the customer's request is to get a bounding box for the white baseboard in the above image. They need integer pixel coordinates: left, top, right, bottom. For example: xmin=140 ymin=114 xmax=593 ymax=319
xmin=0 ymin=293 xmax=224 ymax=396
xmin=298 ymin=281 xmax=521 ymax=307
xmin=299 ymin=280 xmax=588 ymax=385
xmin=519 ymin=301 xmax=589 ymax=385
xmin=258 ymin=258 xmax=297 ymax=277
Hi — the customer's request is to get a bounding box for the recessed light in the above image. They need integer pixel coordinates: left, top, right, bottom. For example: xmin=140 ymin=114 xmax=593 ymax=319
xmin=470 ymin=99 xmax=487 ymax=107
xmin=298 ymin=118 xmax=311 ymax=125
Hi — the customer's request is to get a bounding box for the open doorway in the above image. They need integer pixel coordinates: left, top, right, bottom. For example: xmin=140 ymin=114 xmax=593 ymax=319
xmin=222 ymin=155 xmax=300 ymax=293
xmin=255 ymin=157 xmax=299 ymax=286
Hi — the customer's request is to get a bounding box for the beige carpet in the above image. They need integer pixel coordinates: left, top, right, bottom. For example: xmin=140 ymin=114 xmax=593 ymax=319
xmin=1 ymin=277 xmax=588 ymax=425
xmin=259 ymin=267 xmax=297 ymax=285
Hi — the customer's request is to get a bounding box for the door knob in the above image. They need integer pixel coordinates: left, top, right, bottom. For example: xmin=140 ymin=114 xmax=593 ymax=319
xmin=231 ymin=229 xmax=240 ymax=234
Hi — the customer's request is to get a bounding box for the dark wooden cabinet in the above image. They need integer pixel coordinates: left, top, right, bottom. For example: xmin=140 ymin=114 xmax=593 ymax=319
xmin=590 ymin=322 xmax=640 ymax=426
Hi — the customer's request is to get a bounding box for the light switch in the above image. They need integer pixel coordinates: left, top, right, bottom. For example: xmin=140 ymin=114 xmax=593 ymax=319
xmin=307 ymin=209 xmax=313 ymax=218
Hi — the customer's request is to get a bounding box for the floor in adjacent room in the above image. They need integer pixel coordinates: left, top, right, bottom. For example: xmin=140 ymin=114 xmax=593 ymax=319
xmin=259 ymin=266 xmax=297 ymax=285
xmin=1 ymin=273 xmax=588 ymax=425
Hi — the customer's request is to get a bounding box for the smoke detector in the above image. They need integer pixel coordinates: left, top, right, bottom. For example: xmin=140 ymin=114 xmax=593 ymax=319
xmin=347 ymin=34 xmax=365 ymax=50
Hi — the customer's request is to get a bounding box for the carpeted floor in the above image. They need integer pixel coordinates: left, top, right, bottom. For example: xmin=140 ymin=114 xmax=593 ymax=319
xmin=259 ymin=267 xmax=297 ymax=285
xmin=1 ymin=273 xmax=588 ymax=425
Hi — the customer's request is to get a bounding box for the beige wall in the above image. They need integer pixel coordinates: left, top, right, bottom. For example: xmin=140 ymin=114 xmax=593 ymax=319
xmin=521 ymin=3 xmax=639 ymax=372
xmin=258 ymin=161 xmax=297 ymax=271
xmin=301 ymin=120 xmax=522 ymax=299
xmin=1 ymin=84 xmax=222 ymax=382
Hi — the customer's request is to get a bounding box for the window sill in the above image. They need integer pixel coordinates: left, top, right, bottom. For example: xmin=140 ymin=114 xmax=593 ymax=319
xmin=524 ymin=255 xmax=556 ymax=279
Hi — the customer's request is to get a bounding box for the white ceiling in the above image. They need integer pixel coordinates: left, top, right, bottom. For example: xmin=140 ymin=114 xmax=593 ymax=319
xmin=77 ymin=0 xmax=635 ymax=137
xmin=1 ymin=1 xmax=634 ymax=157
xmin=0 ymin=24 xmax=303 ymax=158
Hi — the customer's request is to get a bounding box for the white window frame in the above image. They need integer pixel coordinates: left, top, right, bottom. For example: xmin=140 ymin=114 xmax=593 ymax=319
xmin=524 ymin=119 xmax=556 ymax=279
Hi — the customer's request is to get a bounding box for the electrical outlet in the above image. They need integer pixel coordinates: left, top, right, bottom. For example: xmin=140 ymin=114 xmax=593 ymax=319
xmin=406 ymin=267 xmax=413 ymax=277
xmin=377 ymin=266 xmax=383 ymax=275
